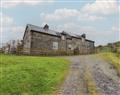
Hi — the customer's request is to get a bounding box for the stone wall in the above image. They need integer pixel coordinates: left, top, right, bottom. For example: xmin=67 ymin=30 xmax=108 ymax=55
xmin=30 ymin=31 xmax=62 ymax=55
xmin=23 ymin=30 xmax=95 ymax=55
xmin=23 ymin=27 xmax=31 ymax=54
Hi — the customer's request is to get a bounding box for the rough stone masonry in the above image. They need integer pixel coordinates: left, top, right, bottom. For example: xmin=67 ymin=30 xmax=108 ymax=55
xmin=23 ymin=24 xmax=95 ymax=55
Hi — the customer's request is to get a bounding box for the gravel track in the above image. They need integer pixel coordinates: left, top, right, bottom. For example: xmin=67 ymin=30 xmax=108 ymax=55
xmin=57 ymin=55 xmax=120 ymax=95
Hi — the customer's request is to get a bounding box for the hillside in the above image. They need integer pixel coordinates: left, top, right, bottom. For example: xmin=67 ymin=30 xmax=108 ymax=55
xmin=96 ymin=41 xmax=120 ymax=56
xmin=0 ymin=54 xmax=69 ymax=95
xmin=95 ymin=41 xmax=120 ymax=76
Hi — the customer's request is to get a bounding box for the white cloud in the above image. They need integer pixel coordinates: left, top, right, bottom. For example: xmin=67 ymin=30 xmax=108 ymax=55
xmin=55 ymin=23 xmax=119 ymax=45
xmin=41 ymin=8 xmax=103 ymax=22
xmin=112 ymin=26 xmax=120 ymax=32
xmin=1 ymin=25 xmax=24 ymax=43
xmin=0 ymin=13 xmax=14 ymax=27
xmin=1 ymin=0 xmax=55 ymax=8
xmin=0 ymin=14 xmax=25 ymax=43
xmin=78 ymin=14 xmax=104 ymax=21
xmin=81 ymin=0 xmax=119 ymax=15
xmin=0 ymin=13 xmax=24 ymax=32
xmin=41 ymin=8 xmax=80 ymax=21
xmin=40 ymin=0 xmax=119 ymax=22
xmin=11 ymin=26 xmax=24 ymax=33
xmin=56 ymin=23 xmax=97 ymax=35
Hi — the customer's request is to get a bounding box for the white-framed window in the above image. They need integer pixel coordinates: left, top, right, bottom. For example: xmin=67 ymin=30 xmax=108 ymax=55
xmin=82 ymin=38 xmax=85 ymax=42
xmin=53 ymin=42 xmax=58 ymax=50
xmin=68 ymin=44 xmax=73 ymax=50
xmin=68 ymin=44 xmax=71 ymax=48
xmin=61 ymin=35 xmax=65 ymax=40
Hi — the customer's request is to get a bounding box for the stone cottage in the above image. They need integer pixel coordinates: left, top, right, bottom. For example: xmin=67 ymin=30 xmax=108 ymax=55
xmin=23 ymin=24 xmax=95 ymax=55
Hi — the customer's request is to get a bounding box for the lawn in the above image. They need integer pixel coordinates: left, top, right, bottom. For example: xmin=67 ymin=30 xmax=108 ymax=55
xmin=99 ymin=53 xmax=120 ymax=76
xmin=0 ymin=54 xmax=70 ymax=95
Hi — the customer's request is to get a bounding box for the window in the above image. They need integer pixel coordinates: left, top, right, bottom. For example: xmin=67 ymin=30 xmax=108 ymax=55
xmin=82 ymin=38 xmax=85 ymax=42
xmin=68 ymin=44 xmax=73 ymax=50
xmin=61 ymin=35 xmax=65 ymax=40
xmin=53 ymin=42 xmax=58 ymax=50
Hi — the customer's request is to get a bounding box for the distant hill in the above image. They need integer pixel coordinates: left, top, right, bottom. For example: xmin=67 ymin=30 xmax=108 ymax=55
xmin=96 ymin=41 xmax=120 ymax=56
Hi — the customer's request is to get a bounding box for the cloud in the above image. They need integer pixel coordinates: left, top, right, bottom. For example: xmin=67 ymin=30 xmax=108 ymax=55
xmin=41 ymin=8 xmax=104 ymax=22
xmin=40 ymin=0 xmax=119 ymax=22
xmin=1 ymin=27 xmax=24 ymax=45
xmin=10 ymin=26 xmax=24 ymax=33
xmin=78 ymin=14 xmax=104 ymax=21
xmin=111 ymin=26 xmax=120 ymax=32
xmin=0 ymin=14 xmax=25 ymax=43
xmin=55 ymin=23 xmax=119 ymax=45
xmin=81 ymin=0 xmax=119 ymax=15
xmin=40 ymin=8 xmax=80 ymax=21
xmin=1 ymin=0 xmax=55 ymax=8
xmin=0 ymin=13 xmax=24 ymax=31
xmin=0 ymin=13 xmax=14 ymax=27
xmin=1 ymin=26 xmax=24 ymax=43
xmin=56 ymin=23 xmax=94 ymax=33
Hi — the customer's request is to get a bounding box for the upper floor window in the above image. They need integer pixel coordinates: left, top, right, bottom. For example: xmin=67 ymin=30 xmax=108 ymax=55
xmin=61 ymin=35 xmax=65 ymax=40
xmin=68 ymin=44 xmax=73 ymax=50
xmin=82 ymin=38 xmax=85 ymax=42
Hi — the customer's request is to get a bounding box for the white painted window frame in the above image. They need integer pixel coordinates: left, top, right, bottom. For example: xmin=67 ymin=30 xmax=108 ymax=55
xmin=53 ymin=42 xmax=58 ymax=50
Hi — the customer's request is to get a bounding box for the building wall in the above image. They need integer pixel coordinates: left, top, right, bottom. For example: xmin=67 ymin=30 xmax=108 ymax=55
xmin=66 ymin=38 xmax=74 ymax=55
xmin=59 ymin=35 xmax=67 ymax=55
xmin=23 ymin=27 xmax=31 ymax=54
xmin=88 ymin=41 xmax=95 ymax=54
xmin=30 ymin=31 xmax=62 ymax=55
xmin=23 ymin=30 xmax=95 ymax=55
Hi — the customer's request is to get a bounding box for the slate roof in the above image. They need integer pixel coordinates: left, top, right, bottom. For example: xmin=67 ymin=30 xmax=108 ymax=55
xmin=58 ymin=31 xmax=82 ymax=39
xmin=27 ymin=24 xmax=61 ymax=36
xmin=25 ymin=24 xmax=94 ymax=43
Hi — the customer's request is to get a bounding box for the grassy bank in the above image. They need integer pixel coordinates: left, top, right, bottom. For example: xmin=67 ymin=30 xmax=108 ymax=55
xmin=0 ymin=54 xmax=70 ymax=95
xmin=99 ymin=53 xmax=120 ymax=76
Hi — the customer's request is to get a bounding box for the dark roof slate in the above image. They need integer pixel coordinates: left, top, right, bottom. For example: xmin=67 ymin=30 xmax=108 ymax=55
xmin=26 ymin=24 xmax=94 ymax=43
xmin=27 ymin=24 xmax=61 ymax=36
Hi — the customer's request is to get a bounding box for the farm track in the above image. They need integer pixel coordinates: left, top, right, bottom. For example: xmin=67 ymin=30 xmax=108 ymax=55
xmin=57 ymin=55 xmax=120 ymax=95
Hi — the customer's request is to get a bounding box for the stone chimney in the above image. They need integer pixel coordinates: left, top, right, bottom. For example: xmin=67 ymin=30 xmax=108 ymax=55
xmin=81 ymin=34 xmax=86 ymax=38
xmin=43 ymin=24 xmax=49 ymax=30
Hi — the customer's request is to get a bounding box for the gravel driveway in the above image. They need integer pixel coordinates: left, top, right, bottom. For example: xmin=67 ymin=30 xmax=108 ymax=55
xmin=57 ymin=55 xmax=120 ymax=95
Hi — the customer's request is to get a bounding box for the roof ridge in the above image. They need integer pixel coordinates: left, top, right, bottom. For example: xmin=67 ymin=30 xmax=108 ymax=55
xmin=26 ymin=24 xmax=94 ymax=42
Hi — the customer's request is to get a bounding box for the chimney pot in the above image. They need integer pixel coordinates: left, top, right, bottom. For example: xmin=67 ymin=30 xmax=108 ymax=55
xmin=43 ymin=24 xmax=49 ymax=30
xmin=81 ymin=34 xmax=86 ymax=38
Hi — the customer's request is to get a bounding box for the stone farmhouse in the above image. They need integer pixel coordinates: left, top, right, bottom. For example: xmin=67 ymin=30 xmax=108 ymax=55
xmin=23 ymin=24 xmax=95 ymax=55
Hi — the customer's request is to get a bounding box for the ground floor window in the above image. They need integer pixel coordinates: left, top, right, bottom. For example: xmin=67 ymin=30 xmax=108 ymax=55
xmin=68 ymin=44 xmax=71 ymax=48
xmin=53 ymin=42 xmax=58 ymax=50
xmin=68 ymin=44 xmax=73 ymax=50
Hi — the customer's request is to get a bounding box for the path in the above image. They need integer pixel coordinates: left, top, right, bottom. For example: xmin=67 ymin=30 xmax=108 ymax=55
xmin=57 ymin=55 xmax=120 ymax=95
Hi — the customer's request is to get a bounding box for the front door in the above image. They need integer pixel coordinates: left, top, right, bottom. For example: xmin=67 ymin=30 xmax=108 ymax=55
xmin=74 ymin=47 xmax=79 ymax=55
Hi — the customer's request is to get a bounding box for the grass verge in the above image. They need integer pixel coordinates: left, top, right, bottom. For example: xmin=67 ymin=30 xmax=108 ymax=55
xmin=0 ymin=54 xmax=70 ymax=95
xmin=99 ymin=52 xmax=120 ymax=76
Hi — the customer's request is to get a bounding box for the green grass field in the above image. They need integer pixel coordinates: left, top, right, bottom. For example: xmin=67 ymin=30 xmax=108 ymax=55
xmin=99 ymin=53 xmax=120 ymax=76
xmin=0 ymin=54 xmax=70 ymax=95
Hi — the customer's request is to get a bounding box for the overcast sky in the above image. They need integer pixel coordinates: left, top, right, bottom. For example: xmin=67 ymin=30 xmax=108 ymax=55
xmin=0 ymin=0 xmax=120 ymax=46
